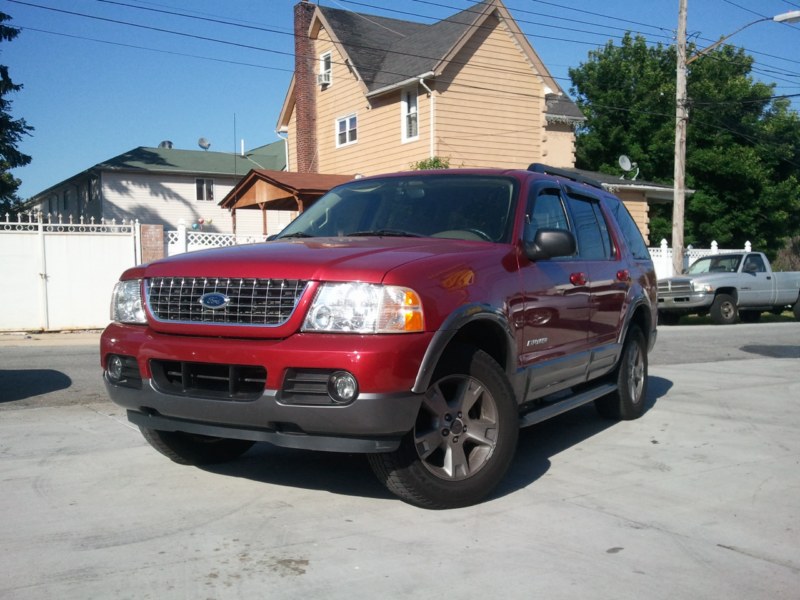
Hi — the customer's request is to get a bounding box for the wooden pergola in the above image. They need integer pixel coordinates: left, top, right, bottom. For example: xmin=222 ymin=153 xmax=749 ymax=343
xmin=219 ymin=170 xmax=354 ymax=235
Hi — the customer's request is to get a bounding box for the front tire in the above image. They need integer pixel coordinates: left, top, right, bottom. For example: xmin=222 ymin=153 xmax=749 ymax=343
xmin=140 ymin=428 xmax=254 ymax=465
xmin=367 ymin=348 xmax=518 ymax=509
xmin=595 ymin=325 xmax=648 ymax=420
xmin=710 ymin=293 xmax=738 ymax=325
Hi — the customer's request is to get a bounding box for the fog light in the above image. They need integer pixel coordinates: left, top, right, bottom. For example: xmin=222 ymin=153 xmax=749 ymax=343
xmin=107 ymin=355 xmax=124 ymax=382
xmin=328 ymin=371 xmax=358 ymax=404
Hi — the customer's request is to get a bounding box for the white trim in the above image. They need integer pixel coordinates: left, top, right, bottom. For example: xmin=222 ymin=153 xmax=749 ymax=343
xmin=335 ymin=113 xmax=358 ymax=148
xmin=366 ymin=71 xmax=435 ymax=98
xmin=319 ymin=51 xmax=332 ymax=87
xmin=400 ymin=85 xmax=420 ymax=143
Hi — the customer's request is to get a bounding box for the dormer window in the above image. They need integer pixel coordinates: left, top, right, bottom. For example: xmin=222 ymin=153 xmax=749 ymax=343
xmin=401 ymin=86 xmax=419 ymax=142
xmin=318 ymin=52 xmax=332 ymax=87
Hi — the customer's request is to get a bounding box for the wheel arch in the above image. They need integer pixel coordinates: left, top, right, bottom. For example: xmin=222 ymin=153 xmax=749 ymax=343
xmin=715 ymin=287 xmax=739 ymax=303
xmin=412 ymin=304 xmax=515 ymax=394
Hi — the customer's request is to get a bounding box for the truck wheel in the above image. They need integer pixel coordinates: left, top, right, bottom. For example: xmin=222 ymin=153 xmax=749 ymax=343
xmin=710 ymin=294 xmax=738 ymax=325
xmin=740 ymin=310 xmax=761 ymax=323
xmin=367 ymin=348 xmax=518 ymax=509
xmin=793 ymin=299 xmax=800 ymax=321
xmin=139 ymin=428 xmax=254 ymax=465
xmin=595 ymin=325 xmax=648 ymax=420
xmin=658 ymin=312 xmax=681 ymax=326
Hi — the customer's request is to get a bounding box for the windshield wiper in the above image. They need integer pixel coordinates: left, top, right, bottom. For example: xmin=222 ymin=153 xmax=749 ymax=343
xmin=277 ymin=232 xmax=315 ymax=239
xmin=346 ymin=229 xmax=421 ymax=238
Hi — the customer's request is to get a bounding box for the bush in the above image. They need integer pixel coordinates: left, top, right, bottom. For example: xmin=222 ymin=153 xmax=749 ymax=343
xmin=410 ymin=156 xmax=450 ymax=170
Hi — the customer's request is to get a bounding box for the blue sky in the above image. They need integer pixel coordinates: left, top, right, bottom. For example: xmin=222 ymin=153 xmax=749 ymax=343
xmin=2 ymin=0 xmax=799 ymax=201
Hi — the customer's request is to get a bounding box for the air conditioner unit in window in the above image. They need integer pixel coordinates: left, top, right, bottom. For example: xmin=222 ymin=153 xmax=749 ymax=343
xmin=317 ymin=72 xmax=331 ymax=85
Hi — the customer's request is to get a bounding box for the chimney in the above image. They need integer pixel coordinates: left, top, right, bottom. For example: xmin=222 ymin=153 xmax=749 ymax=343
xmin=294 ymin=0 xmax=318 ymax=173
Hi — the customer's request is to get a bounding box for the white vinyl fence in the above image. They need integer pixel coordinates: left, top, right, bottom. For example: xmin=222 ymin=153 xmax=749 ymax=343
xmin=649 ymin=239 xmax=752 ymax=279
xmin=168 ymin=220 xmax=269 ymax=256
xmin=1 ymin=213 xmax=140 ymax=331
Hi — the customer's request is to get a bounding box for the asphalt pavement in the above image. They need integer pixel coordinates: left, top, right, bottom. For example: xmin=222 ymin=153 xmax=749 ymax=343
xmin=1 ymin=324 xmax=798 ymax=599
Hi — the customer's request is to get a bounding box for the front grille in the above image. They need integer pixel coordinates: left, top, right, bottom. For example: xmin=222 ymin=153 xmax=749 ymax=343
xmin=146 ymin=277 xmax=308 ymax=326
xmin=658 ymin=279 xmax=691 ymax=296
xmin=150 ymin=360 xmax=266 ymax=400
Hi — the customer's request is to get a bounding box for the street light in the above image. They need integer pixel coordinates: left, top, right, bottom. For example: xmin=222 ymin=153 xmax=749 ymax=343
xmin=671 ymin=5 xmax=800 ymax=277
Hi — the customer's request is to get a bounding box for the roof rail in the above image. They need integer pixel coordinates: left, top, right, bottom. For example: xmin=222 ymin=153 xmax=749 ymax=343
xmin=527 ymin=163 xmax=603 ymax=190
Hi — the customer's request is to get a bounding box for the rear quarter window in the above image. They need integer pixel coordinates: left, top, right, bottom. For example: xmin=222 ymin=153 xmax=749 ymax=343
xmin=603 ymin=194 xmax=651 ymax=260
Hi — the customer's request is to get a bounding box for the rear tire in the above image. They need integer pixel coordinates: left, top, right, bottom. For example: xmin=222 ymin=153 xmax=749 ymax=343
xmin=793 ymin=299 xmax=800 ymax=321
xmin=710 ymin=294 xmax=738 ymax=325
xmin=596 ymin=325 xmax=648 ymax=420
xmin=367 ymin=347 xmax=518 ymax=509
xmin=140 ymin=428 xmax=254 ymax=465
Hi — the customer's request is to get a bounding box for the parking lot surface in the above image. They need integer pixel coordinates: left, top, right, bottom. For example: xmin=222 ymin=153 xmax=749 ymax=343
xmin=1 ymin=324 xmax=798 ymax=599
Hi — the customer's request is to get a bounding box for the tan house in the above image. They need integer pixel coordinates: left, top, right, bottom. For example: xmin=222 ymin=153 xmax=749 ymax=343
xmin=277 ymin=0 xmax=671 ymax=243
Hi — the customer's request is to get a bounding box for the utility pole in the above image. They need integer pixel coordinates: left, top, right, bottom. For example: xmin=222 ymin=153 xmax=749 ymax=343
xmin=672 ymin=0 xmax=688 ymax=277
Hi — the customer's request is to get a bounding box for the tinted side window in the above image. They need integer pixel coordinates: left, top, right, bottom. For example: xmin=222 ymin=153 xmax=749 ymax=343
xmin=603 ymin=194 xmax=650 ymax=260
xmin=525 ymin=187 xmax=570 ymax=242
xmin=566 ymin=193 xmax=612 ymax=260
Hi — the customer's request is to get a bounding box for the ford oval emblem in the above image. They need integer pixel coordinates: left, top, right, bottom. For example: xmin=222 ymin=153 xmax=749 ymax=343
xmin=199 ymin=292 xmax=230 ymax=310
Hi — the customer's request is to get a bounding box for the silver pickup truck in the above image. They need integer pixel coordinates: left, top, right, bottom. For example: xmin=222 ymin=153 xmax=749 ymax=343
xmin=658 ymin=252 xmax=800 ymax=325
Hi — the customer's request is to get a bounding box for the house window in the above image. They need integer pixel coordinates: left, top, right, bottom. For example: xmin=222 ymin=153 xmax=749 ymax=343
xmin=402 ymin=87 xmax=419 ymax=141
xmin=319 ymin=52 xmax=332 ymax=86
xmin=196 ymin=178 xmax=214 ymax=201
xmin=336 ymin=114 xmax=358 ymax=147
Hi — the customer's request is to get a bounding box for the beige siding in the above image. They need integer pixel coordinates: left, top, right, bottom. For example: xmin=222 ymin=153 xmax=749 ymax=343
xmin=543 ymin=123 xmax=577 ymax=168
xmin=311 ymin=30 xmax=433 ymax=175
xmin=435 ymin=15 xmax=544 ymax=169
xmin=616 ymin=189 xmax=651 ymax=244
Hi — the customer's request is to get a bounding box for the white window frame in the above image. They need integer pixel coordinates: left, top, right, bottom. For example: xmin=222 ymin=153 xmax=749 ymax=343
xmin=196 ymin=178 xmax=215 ymax=202
xmin=319 ymin=51 xmax=332 ymax=86
xmin=401 ymin=85 xmax=419 ymax=142
xmin=336 ymin=114 xmax=358 ymax=148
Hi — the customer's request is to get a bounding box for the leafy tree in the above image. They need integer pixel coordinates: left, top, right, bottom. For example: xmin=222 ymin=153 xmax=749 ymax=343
xmin=0 ymin=12 xmax=32 ymax=218
xmin=569 ymin=34 xmax=800 ymax=257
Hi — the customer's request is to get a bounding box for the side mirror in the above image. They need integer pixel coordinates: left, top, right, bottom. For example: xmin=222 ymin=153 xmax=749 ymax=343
xmin=525 ymin=228 xmax=576 ymax=261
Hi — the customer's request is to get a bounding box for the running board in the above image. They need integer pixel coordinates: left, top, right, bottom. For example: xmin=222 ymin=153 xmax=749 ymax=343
xmin=518 ymin=383 xmax=617 ymax=428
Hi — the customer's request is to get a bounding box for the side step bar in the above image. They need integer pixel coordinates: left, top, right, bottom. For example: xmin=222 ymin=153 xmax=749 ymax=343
xmin=519 ymin=383 xmax=617 ymax=428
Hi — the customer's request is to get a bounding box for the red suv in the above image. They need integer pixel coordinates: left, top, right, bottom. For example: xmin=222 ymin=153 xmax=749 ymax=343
xmin=101 ymin=165 xmax=657 ymax=508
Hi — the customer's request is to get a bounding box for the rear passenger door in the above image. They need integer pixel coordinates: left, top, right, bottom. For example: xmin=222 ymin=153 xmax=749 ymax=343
xmin=562 ymin=187 xmax=627 ymax=349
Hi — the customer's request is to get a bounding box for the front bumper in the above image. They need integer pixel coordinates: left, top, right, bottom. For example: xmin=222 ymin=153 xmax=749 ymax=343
xmin=657 ymin=293 xmax=713 ymax=312
xmin=102 ymin=324 xmax=431 ymax=453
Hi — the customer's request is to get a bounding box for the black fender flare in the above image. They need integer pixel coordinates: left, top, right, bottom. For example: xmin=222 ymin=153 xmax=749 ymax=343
xmin=412 ymin=303 xmax=516 ymax=393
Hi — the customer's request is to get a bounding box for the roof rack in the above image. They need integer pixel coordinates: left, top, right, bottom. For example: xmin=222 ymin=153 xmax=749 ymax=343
xmin=527 ymin=163 xmax=603 ymax=190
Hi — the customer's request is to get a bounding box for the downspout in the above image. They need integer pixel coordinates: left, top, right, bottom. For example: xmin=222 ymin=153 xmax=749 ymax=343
xmin=419 ymin=77 xmax=435 ymax=159
xmin=276 ymin=131 xmax=290 ymax=172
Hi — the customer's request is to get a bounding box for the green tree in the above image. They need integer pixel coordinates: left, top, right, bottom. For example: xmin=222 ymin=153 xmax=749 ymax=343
xmin=1 ymin=11 xmax=32 ymax=218
xmin=569 ymin=34 xmax=800 ymax=256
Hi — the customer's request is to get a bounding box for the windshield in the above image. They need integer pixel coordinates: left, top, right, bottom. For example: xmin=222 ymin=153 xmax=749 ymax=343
xmin=276 ymin=175 xmax=518 ymax=243
xmin=686 ymin=254 xmax=742 ymax=274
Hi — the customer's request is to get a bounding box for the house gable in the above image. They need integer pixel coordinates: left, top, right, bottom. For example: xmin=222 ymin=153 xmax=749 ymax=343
xmin=279 ymin=0 xmax=584 ymax=174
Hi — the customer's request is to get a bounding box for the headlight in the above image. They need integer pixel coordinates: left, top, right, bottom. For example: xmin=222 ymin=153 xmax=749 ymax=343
xmin=303 ymin=283 xmax=424 ymax=333
xmin=111 ymin=279 xmax=146 ymax=324
xmin=691 ymin=281 xmax=714 ymax=293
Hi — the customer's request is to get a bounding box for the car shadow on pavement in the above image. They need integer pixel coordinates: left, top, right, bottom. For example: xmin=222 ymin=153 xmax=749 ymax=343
xmin=202 ymin=445 xmax=394 ymax=501
xmin=493 ymin=374 xmax=673 ymax=501
xmin=202 ymin=375 xmax=673 ymax=506
xmin=0 ymin=369 xmax=72 ymax=403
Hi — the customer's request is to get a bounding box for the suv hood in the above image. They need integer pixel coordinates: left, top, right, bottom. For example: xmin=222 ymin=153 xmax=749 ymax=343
xmin=142 ymin=237 xmax=496 ymax=283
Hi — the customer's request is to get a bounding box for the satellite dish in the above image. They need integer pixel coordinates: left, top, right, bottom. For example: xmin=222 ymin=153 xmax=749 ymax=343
xmin=618 ymin=154 xmax=640 ymax=181
xmin=158 ymin=140 xmax=173 ymax=149
xmin=198 ymin=137 xmax=211 ymax=151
